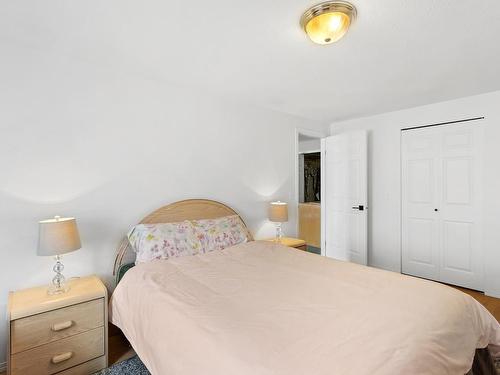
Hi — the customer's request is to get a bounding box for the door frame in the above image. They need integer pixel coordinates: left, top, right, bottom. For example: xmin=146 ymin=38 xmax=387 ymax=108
xmin=294 ymin=128 xmax=326 ymax=251
xmin=320 ymin=138 xmax=326 ymax=256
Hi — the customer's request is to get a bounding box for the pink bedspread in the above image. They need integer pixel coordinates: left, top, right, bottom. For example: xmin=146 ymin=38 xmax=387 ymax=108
xmin=110 ymin=241 xmax=500 ymax=375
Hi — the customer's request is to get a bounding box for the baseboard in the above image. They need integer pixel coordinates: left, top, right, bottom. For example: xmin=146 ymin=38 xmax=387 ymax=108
xmin=485 ymin=289 xmax=500 ymax=299
xmin=0 ymin=361 xmax=6 ymax=372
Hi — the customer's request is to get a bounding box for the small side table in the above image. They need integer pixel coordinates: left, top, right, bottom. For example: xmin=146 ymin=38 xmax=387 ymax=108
xmin=7 ymin=275 xmax=108 ymax=375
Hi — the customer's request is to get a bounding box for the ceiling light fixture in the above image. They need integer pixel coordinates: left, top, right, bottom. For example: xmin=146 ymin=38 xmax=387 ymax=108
xmin=300 ymin=1 xmax=357 ymax=45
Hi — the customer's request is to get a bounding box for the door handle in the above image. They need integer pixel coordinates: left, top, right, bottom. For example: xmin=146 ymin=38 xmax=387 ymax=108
xmin=352 ymin=205 xmax=365 ymax=211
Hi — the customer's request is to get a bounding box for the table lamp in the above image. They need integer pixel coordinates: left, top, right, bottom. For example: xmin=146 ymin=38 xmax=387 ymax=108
xmin=268 ymin=201 xmax=288 ymax=243
xmin=38 ymin=216 xmax=81 ymax=295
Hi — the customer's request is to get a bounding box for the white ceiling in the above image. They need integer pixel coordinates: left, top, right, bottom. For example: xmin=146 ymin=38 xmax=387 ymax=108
xmin=2 ymin=0 xmax=500 ymax=122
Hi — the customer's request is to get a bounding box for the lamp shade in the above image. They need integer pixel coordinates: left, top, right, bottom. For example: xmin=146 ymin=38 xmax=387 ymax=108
xmin=37 ymin=216 xmax=81 ymax=256
xmin=268 ymin=201 xmax=288 ymax=223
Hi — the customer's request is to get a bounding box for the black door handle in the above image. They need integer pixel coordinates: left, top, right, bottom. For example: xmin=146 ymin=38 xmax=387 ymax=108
xmin=352 ymin=205 xmax=364 ymax=211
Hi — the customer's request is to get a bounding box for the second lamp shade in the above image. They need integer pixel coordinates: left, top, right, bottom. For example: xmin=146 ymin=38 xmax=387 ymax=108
xmin=268 ymin=201 xmax=288 ymax=223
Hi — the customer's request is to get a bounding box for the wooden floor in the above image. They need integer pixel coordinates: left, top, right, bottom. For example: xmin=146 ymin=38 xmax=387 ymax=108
xmin=0 ymin=286 xmax=498 ymax=375
xmin=108 ymin=324 xmax=136 ymax=366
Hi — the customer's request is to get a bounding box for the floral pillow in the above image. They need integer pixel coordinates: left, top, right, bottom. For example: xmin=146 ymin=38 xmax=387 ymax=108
xmin=127 ymin=221 xmax=202 ymax=264
xmin=190 ymin=215 xmax=249 ymax=253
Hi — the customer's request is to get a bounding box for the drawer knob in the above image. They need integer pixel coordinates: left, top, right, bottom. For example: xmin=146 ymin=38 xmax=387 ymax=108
xmin=51 ymin=351 xmax=73 ymax=364
xmin=51 ymin=320 xmax=74 ymax=332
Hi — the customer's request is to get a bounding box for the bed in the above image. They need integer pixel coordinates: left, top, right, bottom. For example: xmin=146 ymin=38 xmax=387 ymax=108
xmin=110 ymin=199 xmax=500 ymax=375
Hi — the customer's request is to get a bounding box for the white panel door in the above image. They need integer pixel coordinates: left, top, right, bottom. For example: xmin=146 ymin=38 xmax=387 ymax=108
xmin=439 ymin=123 xmax=483 ymax=290
xmin=401 ymin=122 xmax=483 ymax=290
xmin=321 ymin=131 xmax=367 ymax=265
xmin=401 ymin=129 xmax=440 ymax=280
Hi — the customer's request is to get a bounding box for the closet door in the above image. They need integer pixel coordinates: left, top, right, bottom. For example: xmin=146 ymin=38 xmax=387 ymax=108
xmin=439 ymin=123 xmax=483 ymax=290
xmin=401 ymin=128 xmax=440 ymax=281
xmin=401 ymin=122 xmax=483 ymax=291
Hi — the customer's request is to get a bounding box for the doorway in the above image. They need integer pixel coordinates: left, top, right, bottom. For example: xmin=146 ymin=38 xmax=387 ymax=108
xmin=296 ymin=130 xmax=323 ymax=254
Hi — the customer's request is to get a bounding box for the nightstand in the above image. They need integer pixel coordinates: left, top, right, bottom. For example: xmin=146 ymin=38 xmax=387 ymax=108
xmin=7 ymin=276 xmax=108 ymax=375
xmin=265 ymin=237 xmax=307 ymax=251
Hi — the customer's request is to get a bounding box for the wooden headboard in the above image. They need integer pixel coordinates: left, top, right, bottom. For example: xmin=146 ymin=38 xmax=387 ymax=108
xmin=113 ymin=199 xmax=253 ymax=276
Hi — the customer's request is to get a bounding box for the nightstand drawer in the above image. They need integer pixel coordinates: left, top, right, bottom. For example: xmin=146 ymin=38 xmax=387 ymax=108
xmin=10 ymin=327 xmax=104 ymax=375
xmin=11 ymin=298 xmax=104 ymax=354
xmin=56 ymin=356 xmax=106 ymax=375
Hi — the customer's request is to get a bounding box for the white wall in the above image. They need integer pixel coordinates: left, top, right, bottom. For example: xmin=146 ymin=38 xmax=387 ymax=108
xmin=330 ymin=90 xmax=500 ymax=298
xmin=0 ymin=44 xmax=326 ymax=364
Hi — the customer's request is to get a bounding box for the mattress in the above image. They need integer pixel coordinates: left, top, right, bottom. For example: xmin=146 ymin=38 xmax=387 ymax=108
xmin=110 ymin=241 xmax=500 ymax=375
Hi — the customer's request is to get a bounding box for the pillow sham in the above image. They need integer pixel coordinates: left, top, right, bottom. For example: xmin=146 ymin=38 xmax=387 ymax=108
xmin=127 ymin=221 xmax=202 ymax=264
xmin=191 ymin=215 xmax=249 ymax=253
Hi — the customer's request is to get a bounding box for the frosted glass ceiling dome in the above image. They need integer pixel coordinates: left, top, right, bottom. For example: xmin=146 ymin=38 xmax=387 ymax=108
xmin=300 ymin=1 xmax=357 ymax=45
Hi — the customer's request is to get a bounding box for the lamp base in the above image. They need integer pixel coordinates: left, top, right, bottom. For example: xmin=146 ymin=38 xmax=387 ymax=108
xmin=47 ymin=283 xmax=70 ymax=295
xmin=274 ymin=223 xmax=284 ymax=243
xmin=47 ymin=255 xmax=70 ymax=295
